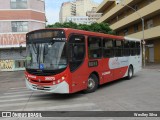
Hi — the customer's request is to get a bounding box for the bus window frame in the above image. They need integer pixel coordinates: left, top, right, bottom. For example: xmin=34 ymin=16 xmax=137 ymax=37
xmin=68 ymin=33 xmax=86 ymax=72
xmin=103 ymin=38 xmax=114 ymax=58
xmin=88 ymin=36 xmax=103 ymax=60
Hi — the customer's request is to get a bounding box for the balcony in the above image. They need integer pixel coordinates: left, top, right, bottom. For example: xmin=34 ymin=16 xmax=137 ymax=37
xmin=97 ymin=0 xmax=133 ymax=23
xmin=126 ymin=25 xmax=160 ymax=40
xmin=110 ymin=0 xmax=160 ymax=30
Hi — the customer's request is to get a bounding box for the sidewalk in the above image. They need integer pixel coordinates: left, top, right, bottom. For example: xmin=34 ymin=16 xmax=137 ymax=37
xmin=145 ymin=63 xmax=160 ymax=70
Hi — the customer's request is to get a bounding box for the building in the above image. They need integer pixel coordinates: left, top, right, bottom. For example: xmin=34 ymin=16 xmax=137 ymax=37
xmin=59 ymin=0 xmax=99 ymax=24
xmin=0 ymin=0 xmax=46 ymax=71
xmin=66 ymin=16 xmax=90 ymax=24
xmin=97 ymin=0 xmax=160 ymax=63
xmin=66 ymin=7 xmax=102 ymax=25
xmin=75 ymin=0 xmax=98 ymax=16
xmin=59 ymin=2 xmax=76 ymax=23
xmin=86 ymin=7 xmax=102 ymax=24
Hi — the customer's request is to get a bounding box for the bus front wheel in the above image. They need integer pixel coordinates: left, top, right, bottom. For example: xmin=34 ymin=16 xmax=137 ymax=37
xmin=84 ymin=74 xmax=98 ymax=93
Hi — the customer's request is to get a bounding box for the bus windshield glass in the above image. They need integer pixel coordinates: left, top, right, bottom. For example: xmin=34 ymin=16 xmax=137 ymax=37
xmin=26 ymin=30 xmax=67 ymax=70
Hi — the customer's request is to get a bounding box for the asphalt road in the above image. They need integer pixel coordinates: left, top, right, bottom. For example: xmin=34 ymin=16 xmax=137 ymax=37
xmin=0 ymin=68 xmax=160 ymax=120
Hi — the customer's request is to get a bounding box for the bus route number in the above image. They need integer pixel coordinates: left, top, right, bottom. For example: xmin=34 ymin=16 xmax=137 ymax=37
xmin=88 ymin=60 xmax=98 ymax=67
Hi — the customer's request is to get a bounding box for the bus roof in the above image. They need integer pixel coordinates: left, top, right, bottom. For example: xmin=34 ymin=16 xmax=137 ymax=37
xmin=27 ymin=28 xmax=141 ymax=42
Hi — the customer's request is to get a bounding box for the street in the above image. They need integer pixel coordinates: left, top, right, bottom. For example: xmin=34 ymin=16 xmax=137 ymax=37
xmin=0 ymin=68 xmax=160 ymax=120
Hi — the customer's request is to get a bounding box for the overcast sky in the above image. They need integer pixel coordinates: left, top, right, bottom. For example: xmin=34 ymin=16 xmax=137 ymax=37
xmin=45 ymin=0 xmax=103 ymax=24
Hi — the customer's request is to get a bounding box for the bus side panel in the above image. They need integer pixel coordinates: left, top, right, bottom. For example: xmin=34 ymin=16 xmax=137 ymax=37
xmin=70 ymin=59 xmax=89 ymax=93
xmin=109 ymin=57 xmax=129 ymax=81
xmin=101 ymin=58 xmax=114 ymax=84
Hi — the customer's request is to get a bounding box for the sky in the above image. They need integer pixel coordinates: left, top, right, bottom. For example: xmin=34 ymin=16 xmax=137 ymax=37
xmin=45 ymin=0 xmax=103 ymax=25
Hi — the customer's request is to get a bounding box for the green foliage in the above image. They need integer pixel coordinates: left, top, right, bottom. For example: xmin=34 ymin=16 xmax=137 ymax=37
xmin=46 ymin=21 xmax=115 ymax=35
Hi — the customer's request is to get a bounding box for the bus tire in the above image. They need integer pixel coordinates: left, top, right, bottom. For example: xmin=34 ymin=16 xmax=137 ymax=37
xmin=127 ymin=66 xmax=134 ymax=80
xmin=84 ymin=74 xmax=98 ymax=93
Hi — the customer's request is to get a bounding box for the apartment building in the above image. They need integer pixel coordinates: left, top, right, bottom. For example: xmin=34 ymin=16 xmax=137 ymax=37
xmin=97 ymin=0 xmax=160 ymax=63
xmin=66 ymin=7 xmax=102 ymax=25
xmin=59 ymin=0 xmax=99 ymax=24
xmin=59 ymin=2 xmax=76 ymax=23
xmin=86 ymin=7 xmax=102 ymax=24
xmin=0 ymin=0 xmax=46 ymax=71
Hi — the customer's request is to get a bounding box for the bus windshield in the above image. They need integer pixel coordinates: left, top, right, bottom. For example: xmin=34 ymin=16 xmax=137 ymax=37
xmin=26 ymin=41 xmax=67 ymax=70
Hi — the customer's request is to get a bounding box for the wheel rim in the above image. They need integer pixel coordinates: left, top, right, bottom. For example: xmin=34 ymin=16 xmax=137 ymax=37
xmin=129 ymin=68 xmax=133 ymax=77
xmin=88 ymin=78 xmax=95 ymax=90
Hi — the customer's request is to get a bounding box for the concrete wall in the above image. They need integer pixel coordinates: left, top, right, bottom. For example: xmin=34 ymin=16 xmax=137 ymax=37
xmin=154 ymin=39 xmax=160 ymax=63
xmin=0 ymin=49 xmax=26 ymax=71
xmin=0 ymin=21 xmax=45 ymax=33
xmin=0 ymin=22 xmax=11 ymax=33
xmin=28 ymin=0 xmax=45 ymax=12
xmin=28 ymin=21 xmax=45 ymax=31
xmin=0 ymin=0 xmax=45 ymax=12
xmin=0 ymin=49 xmax=26 ymax=60
xmin=0 ymin=0 xmax=10 ymax=9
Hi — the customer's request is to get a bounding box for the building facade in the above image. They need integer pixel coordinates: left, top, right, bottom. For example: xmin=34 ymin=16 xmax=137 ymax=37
xmin=86 ymin=7 xmax=102 ymax=24
xmin=66 ymin=16 xmax=90 ymax=24
xmin=0 ymin=0 xmax=46 ymax=71
xmin=97 ymin=0 xmax=160 ymax=63
xmin=59 ymin=0 xmax=99 ymax=24
xmin=66 ymin=7 xmax=102 ymax=25
xmin=59 ymin=2 xmax=76 ymax=23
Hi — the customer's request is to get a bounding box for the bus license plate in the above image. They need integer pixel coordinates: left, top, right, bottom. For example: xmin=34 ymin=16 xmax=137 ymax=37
xmin=37 ymin=85 xmax=44 ymax=90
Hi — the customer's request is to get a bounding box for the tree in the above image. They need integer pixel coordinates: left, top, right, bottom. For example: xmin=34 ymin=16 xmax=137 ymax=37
xmin=46 ymin=21 xmax=115 ymax=35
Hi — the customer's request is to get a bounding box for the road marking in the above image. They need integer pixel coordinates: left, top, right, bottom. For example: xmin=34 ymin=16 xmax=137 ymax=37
xmin=0 ymin=96 xmax=52 ymax=103
xmin=4 ymin=91 xmax=35 ymax=95
xmin=0 ymin=100 xmax=57 ymax=108
xmin=10 ymin=87 xmax=27 ymax=90
xmin=13 ymin=103 xmax=96 ymax=111
xmin=0 ymin=97 xmax=88 ymax=108
xmin=6 ymin=89 xmax=31 ymax=93
xmin=0 ymin=93 xmax=45 ymax=99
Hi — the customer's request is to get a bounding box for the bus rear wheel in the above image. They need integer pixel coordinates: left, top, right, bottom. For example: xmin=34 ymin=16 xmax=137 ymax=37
xmin=127 ymin=66 xmax=134 ymax=80
xmin=84 ymin=74 xmax=98 ymax=93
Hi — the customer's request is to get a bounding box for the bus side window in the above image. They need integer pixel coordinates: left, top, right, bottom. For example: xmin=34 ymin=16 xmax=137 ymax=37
xmin=130 ymin=41 xmax=136 ymax=56
xmin=114 ymin=40 xmax=123 ymax=57
xmin=136 ymin=41 xmax=141 ymax=55
xmin=103 ymin=38 xmax=114 ymax=58
xmin=124 ymin=40 xmax=130 ymax=56
xmin=88 ymin=36 xmax=102 ymax=59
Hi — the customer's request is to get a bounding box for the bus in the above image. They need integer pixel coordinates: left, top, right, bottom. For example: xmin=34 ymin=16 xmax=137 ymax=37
xmin=25 ymin=28 xmax=142 ymax=94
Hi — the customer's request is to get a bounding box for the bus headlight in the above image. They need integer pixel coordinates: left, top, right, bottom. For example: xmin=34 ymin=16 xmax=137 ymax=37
xmin=52 ymin=76 xmax=66 ymax=85
xmin=62 ymin=77 xmax=65 ymax=80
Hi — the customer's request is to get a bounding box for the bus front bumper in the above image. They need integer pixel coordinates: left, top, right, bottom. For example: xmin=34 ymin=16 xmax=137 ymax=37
xmin=25 ymin=78 xmax=69 ymax=94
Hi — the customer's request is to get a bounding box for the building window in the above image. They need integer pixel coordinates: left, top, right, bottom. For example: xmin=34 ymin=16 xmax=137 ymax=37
xmin=10 ymin=0 xmax=27 ymax=9
xmin=134 ymin=24 xmax=139 ymax=32
xmin=133 ymin=5 xmax=138 ymax=11
xmin=147 ymin=0 xmax=154 ymax=4
xmin=15 ymin=60 xmax=25 ymax=68
xmin=124 ymin=28 xmax=128 ymax=35
xmin=147 ymin=19 xmax=154 ymax=29
xmin=11 ymin=21 xmax=28 ymax=32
